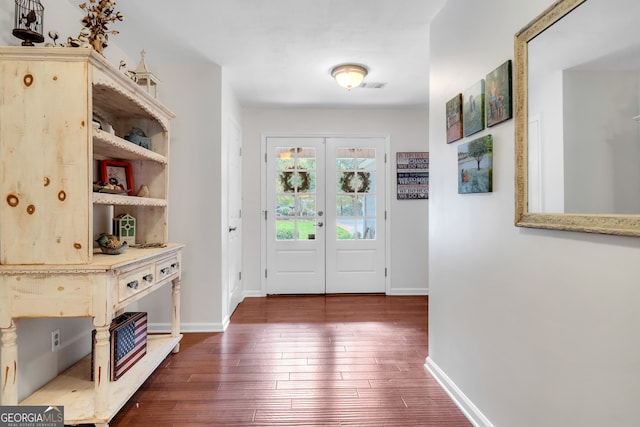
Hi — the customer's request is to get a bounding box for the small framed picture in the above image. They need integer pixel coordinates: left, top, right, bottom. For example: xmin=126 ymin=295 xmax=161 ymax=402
xmin=486 ymin=59 xmax=513 ymax=127
xmin=463 ymin=79 xmax=485 ymax=137
xmin=100 ymin=160 xmax=134 ymax=195
xmin=446 ymin=93 xmax=463 ymax=143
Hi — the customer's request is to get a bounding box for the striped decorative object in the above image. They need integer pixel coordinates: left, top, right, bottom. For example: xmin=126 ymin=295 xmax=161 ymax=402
xmin=92 ymin=312 xmax=147 ymax=381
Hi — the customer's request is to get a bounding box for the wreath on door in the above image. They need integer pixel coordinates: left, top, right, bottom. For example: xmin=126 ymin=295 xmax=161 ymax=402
xmin=279 ymin=170 xmax=311 ymax=192
xmin=339 ymin=171 xmax=371 ymax=193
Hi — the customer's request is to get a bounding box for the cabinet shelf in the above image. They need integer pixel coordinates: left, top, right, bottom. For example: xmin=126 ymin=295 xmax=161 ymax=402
xmin=20 ymin=334 xmax=182 ymax=426
xmin=93 ymin=192 xmax=168 ymax=207
xmin=93 ymin=130 xmax=168 ymax=164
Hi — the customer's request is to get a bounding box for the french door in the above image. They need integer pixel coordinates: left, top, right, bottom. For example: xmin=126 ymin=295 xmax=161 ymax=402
xmin=265 ymin=136 xmax=387 ymax=294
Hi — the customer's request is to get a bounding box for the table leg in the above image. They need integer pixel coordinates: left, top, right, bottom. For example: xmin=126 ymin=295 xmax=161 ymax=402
xmin=171 ymin=277 xmax=181 ymax=353
xmin=93 ymin=325 xmax=110 ymax=418
xmin=0 ymin=322 xmax=18 ymax=405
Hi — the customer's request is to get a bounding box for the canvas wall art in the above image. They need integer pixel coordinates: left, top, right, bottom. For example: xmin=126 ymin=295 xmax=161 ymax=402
xmin=486 ymin=60 xmax=513 ymax=127
xmin=463 ymin=80 xmax=485 ymax=136
xmin=446 ymin=93 xmax=463 ymax=143
xmin=458 ymin=135 xmax=493 ymax=194
xmin=396 ymin=152 xmax=429 ymax=199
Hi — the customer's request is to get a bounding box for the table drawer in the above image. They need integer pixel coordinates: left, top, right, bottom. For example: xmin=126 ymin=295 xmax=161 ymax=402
xmin=156 ymin=255 xmax=180 ymax=282
xmin=118 ymin=263 xmax=155 ymax=302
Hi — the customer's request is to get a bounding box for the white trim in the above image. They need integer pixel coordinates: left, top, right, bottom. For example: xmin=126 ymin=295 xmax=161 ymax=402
xmin=425 ymin=357 xmax=495 ymax=427
xmin=261 ymin=132 xmax=391 ymax=295
xmin=149 ymin=322 xmax=228 ymax=333
xmin=243 ymin=290 xmax=266 ymax=298
xmin=386 ymin=287 xmax=428 ymax=295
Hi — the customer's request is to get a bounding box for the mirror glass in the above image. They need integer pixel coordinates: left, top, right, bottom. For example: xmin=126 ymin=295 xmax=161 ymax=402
xmin=514 ymin=0 xmax=640 ymax=236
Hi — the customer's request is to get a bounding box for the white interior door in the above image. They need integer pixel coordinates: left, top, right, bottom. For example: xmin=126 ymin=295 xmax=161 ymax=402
xmin=228 ymin=119 xmax=243 ymax=312
xmin=266 ymin=137 xmax=326 ymax=294
xmin=326 ymin=138 xmax=386 ymax=293
xmin=266 ymin=136 xmax=386 ymax=294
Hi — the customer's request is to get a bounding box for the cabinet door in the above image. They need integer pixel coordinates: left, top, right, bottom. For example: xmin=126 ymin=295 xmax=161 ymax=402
xmin=0 ymin=60 xmax=91 ymax=264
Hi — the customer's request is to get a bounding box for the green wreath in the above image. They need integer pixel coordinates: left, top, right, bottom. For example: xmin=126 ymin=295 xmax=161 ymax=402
xmin=279 ymin=170 xmax=311 ymax=192
xmin=340 ymin=171 xmax=371 ymax=193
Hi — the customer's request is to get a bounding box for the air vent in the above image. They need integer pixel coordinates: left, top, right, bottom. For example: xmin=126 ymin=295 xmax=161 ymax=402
xmin=360 ymin=82 xmax=387 ymax=89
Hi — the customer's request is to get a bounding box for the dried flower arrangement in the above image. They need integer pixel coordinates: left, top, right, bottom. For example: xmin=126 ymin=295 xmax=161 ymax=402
xmin=79 ymin=0 xmax=123 ymax=53
xmin=46 ymin=0 xmax=123 ymax=54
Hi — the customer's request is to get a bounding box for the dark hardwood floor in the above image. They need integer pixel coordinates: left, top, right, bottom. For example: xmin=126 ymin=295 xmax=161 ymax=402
xmin=109 ymin=295 xmax=471 ymax=426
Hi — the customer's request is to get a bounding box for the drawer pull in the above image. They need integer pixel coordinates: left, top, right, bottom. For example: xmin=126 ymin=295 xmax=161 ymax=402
xmin=171 ymin=262 xmax=179 ymax=270
xmin=160 ymin=267 xmax=170 ymax=275
xmin=127 ymin=280 xmax=139 ymax=290
xmin=143 ymin=274 xmax=154 ymax=283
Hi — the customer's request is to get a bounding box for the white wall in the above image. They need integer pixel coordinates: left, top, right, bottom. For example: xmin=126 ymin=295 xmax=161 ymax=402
xmin=428 ymin=1 xmax=640 ymax=426
xmin=138 ymin=64 xmax=228 ymax=332
xmin=242 ymin=108 xmax=429 ymax=295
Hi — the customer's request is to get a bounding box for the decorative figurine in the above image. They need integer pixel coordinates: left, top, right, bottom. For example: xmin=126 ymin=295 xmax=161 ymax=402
xmin=133 ymin=50 xmax=160 ymax=98
xmin=113 ymin=213 xmax=136 ymax=246
xmin=13 ymin=0 xmax=45 ymax=46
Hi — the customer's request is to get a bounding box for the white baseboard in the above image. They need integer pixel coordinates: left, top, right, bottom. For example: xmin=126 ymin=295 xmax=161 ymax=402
xmin=148 ymin=322 xmax=227 ymax=333
xmin=242 ymin=290 xmax=266 ymax=298
xmin=386 ymin=287 xmax=429 ymax=295
xmin=425 ymin=357 xmax=494 ymax=427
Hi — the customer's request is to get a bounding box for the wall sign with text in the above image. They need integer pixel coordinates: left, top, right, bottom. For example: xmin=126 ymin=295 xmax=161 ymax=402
xmin=396 ymin=152 xmax=429 ymax=200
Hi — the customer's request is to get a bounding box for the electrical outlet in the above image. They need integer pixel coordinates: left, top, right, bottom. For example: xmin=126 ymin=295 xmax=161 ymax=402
xmin=51 ymin=329 xmax=60 ymax=352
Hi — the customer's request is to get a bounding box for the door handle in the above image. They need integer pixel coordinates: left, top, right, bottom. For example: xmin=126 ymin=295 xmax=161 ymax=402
xmin=228 ymin=226 xmax=237 ymax=232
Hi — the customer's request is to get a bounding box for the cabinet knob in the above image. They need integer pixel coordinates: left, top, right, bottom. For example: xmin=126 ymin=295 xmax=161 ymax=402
xmin=127 ymin=280 xmax=139 ymax=290
xmin=143 ymin=274 xmax=154 ymax=283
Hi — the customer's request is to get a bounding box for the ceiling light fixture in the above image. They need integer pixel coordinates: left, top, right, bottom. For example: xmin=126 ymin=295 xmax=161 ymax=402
xmin=331 ymin=64 xmax=368 ymax=91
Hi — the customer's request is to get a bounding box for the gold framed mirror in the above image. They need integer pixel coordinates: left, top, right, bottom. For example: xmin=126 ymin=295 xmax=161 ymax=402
xmin=514 ymin=0 xmax=640 ymax=237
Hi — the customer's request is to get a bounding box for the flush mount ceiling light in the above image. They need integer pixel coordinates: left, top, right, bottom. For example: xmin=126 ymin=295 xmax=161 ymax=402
xmin=331 ymin=64 xmax=368 ymax=91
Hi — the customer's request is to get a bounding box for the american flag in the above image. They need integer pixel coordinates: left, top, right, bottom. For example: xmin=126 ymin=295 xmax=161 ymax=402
xmin=112 ymin=312 xmax=147 ymax=380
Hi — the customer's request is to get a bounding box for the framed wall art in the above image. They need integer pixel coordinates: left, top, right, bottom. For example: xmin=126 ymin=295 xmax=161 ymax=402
xmin=463 ymin=79 xmax=485 ymax=137
xmin=396 ymin=152 xmax=429 ymax=199
xmin=486 ymin=59 xmax=513 ymax=127
xmin=446 ymin=93 xmax=463 ymax=143
xmin=458 ymin=135 xmax=493 ymax=194
xmin=100 ymin=160 xmax=135 ymax=195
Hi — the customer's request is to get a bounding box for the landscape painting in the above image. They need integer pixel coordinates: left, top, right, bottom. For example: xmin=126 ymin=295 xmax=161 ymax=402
xmin=463 ymin=79 xmax=485 ymax=136
xmin=486 ymin=60 xmax=513 ymax=127
xmin=446 ymin=93 xmax=463 ymax=143
xmin=458 ymin=134 xmax=493 ymax=194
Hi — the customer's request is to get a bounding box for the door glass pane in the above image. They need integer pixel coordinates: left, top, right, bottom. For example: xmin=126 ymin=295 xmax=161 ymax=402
xmin=335 ymin=147 xmax=376 ymax=240
xmin=275 ymin=146 xmax=317 ymax=241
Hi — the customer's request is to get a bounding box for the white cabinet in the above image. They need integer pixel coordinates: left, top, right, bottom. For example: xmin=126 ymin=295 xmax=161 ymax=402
xmin=0 ymin=47 xmax=183 ymax=426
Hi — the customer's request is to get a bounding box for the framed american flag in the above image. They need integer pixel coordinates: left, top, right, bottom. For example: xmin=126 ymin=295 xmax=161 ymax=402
xmin=92 ymin=312 xmax=148 ymax=381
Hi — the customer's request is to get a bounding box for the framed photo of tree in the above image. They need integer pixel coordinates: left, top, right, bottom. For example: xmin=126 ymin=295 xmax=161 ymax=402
xmin=458 ymin=135 xmax=493 ymax=194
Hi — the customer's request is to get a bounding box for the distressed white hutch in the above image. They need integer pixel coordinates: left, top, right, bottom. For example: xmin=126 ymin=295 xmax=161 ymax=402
xmin=0 ymin=47 xmax=183 ymax=426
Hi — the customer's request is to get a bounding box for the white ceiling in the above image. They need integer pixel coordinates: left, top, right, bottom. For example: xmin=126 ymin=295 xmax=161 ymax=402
xmin=107 ymin=0 xmax=447 ymax=108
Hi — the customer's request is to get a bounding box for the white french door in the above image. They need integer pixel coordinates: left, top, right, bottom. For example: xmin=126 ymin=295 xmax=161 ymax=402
xmin=265 ymin=136 xmax=387 ymax=294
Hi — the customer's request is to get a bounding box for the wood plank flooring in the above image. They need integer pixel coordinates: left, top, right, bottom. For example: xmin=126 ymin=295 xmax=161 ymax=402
xmin=109 ymin=295 xmax=471 ymax=426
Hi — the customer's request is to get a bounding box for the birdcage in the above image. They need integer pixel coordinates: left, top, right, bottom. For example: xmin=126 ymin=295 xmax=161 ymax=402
xmin=13 ymin=0 xmax=44 ymax=46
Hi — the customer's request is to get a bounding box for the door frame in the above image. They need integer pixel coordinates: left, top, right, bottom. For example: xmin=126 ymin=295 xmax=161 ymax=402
xmin=260 ymin=132 xmax=392 ymax=295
